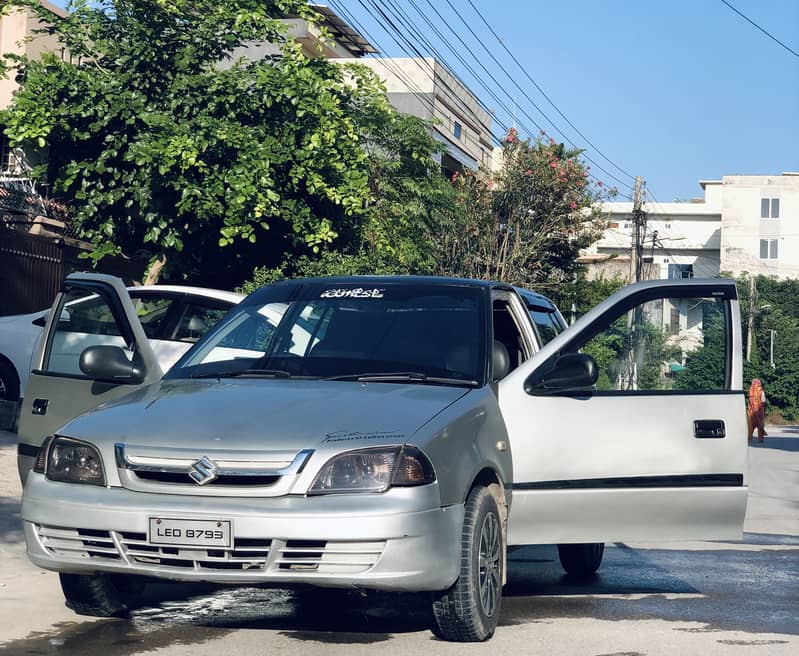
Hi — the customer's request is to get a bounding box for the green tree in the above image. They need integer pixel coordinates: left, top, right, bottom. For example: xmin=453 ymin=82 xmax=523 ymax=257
xmin=1 ymin=0 xmax=394 ymax=286
xmin=428 ymin=128 xmax=613 ymax=288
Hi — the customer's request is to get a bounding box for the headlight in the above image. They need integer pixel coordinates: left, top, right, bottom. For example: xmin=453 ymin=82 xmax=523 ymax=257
xmin=308 ymin=446 xmax=435 ymax=495
xmin=46 ymin=437 xmax=106 ymax=486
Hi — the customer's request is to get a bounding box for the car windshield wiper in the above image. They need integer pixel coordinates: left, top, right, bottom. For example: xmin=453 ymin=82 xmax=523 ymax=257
xmin=325 ymin=372 xmax=479 ymax=387
xmin=189 ymin=368 xmax=292 ymax=379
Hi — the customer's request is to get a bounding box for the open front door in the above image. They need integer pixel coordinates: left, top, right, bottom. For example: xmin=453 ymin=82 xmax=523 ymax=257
xmin=500 ymin=279 xmax=748 ymax=545
xmin=17 ymin=273 xmax=162 ymax=482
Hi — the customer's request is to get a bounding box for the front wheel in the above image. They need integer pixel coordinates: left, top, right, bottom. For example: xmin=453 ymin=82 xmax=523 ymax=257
xmin=557 ymin=543 xmax=605 ymax=577
xmin=60 ymin=572 xmax=146 ymax=617
xmin=432 ymin=485 xmax=504 ymax=642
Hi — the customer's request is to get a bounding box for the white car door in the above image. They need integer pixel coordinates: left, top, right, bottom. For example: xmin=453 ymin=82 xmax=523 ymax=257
xmin=500 ymin=279 xmax=748 ymax=545
xmin=17 ymin=273 xmax=162 ymax=481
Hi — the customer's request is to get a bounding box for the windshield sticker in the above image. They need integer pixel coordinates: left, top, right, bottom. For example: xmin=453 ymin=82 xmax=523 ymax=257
xmin=323 ymin=430 xmax=404 ymax=444
xmin=320 ymin=288 xmax=385 ymax=299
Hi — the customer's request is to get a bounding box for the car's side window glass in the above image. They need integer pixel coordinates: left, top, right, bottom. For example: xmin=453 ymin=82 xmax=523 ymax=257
xmin=44 ymin=287 xmax=130 ymax=376
xmin=173 ymin=303 xmax=229 ymax=343
xmin=130 ymin=295 xmax=173 ymax=338
xmin=579 ymin=296 xmax=729 ymax=392
xmin=529 ymin=308 xmax=561 ymax=345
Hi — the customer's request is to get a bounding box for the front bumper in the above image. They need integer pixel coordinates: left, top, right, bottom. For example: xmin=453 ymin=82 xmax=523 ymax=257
xmin=22 ymin=474 xmax=464 ymax=592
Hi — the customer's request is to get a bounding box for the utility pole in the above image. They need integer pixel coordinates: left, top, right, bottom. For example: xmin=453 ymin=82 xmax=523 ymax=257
xmin=630 ymin=176 xmax=647 ymax=283
xmin=746 ymin=276 xmax=757 ymax=362
xmin=769 ymin=330 xmax=776 ymax=369
xmin=618 ymin=176 xmax=647 ymax=390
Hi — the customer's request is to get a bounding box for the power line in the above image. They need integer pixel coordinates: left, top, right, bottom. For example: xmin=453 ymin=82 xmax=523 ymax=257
xmin=392 ymin=0 xmax=634 ymax=194
xmin=459 ymin=0 xmax=637 ymax=183
xmin=719 ymin=0 xmax=799 ymax=60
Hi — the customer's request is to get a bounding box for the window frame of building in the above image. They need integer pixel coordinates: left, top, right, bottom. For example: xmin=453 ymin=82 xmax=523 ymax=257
xmin=760 ymin=197 xmax=780 ymax=219
xmin=759 ymin=238 xmax=779 ymax=260
xmin=453 ymin=121 xmax=462 ymax=140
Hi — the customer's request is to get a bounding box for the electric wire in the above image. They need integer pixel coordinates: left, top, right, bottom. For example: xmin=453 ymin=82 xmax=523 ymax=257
xmin=462 ymin=0 xmax=638 ymax=182
xmin=719 ymin=0 xmax=799 ymax=60
xmin=434 ymin=0 xmax=634 ymax=191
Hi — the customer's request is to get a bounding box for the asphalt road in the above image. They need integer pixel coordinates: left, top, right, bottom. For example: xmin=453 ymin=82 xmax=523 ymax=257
xmin=1 ymin=427 xmax=797 ymax=655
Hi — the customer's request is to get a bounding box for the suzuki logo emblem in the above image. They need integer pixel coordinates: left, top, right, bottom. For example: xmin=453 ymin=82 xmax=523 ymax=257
xmin=189 ymin=456 xmax=218 ymax=485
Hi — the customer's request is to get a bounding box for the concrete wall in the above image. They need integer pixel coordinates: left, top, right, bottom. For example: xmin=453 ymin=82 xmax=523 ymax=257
xmin=341 ymin=57 xmax=493 ymax=172
xmin=718 ymin=173 xmax=799 ymax=280
xmin=0 ymin=1 xmax=68 ymax=110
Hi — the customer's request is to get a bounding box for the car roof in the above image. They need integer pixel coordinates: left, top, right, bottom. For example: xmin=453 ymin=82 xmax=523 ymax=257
xmin=513 ymin=286 xmax=558 ymax=310
xmin=128 ymin=285 xmax=244 ymax=305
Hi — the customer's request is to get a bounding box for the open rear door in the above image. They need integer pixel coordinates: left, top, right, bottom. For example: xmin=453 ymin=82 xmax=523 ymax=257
xmin=17 ymin=273 xmax=162 ymax=482
xmin=500 ymin=279 xmax=748 ymax=545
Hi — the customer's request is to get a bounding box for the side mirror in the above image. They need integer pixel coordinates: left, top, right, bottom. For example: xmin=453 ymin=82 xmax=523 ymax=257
xmin=79 ymin=345 xmax=145 ymax=384
xmin=525 ymin=353 xmax=598 ymax=395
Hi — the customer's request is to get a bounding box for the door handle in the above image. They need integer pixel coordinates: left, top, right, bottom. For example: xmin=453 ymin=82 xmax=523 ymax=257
xmin=32 ymin=398 xmax=49 ymax=416
xmin=694 ymin=419 xmax=725 ymax=438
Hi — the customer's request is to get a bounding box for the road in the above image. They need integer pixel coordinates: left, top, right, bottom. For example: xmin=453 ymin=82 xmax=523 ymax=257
xmin=1 ymin=427 xmax=797 ymax=655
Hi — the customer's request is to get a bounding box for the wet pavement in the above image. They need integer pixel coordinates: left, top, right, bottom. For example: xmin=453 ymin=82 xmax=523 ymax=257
xmin=1 ymin=430 xmax=797 ymax=655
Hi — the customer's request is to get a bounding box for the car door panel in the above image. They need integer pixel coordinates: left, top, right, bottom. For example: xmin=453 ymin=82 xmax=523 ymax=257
xmin=500 ymin=279 xmax=747 ymax=545
xmin=17 ymin=274 xmax=162 ymax=482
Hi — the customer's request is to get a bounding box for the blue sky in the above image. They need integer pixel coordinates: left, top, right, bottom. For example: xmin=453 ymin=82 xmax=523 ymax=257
xmin=51 ymin=1 xmax=798 ymax=202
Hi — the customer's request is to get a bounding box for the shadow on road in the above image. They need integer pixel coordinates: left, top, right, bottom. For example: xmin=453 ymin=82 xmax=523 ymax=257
xmin=750 ymin=436 xmax=799 ymax=452
xmin=0 ymin=496 xmax=22 ymax=544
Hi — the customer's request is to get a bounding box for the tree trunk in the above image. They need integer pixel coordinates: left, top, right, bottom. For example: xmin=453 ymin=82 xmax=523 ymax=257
xmin=143 ymin=254 xmax=167 ymax=285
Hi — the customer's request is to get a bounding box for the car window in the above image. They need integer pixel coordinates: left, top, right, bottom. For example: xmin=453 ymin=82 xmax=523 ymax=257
xmin=129 ymin=294 xmax=173 ymax=339
xmin=44 ymin=288 xmax=130 ymax=376
xmin=169 ymin=284 xmax=487 ymax=384
xmin=172 ymin=303 xmax=230 ymax=343
xmin=578 ymin=296 xmax=729 ymax=392
xmin=529 ymin=308 xmax=562 ymax=345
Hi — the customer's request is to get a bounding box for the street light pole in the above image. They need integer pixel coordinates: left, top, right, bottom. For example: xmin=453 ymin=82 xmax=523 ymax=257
xmin=769 ymin=330 xmax=776 ymax=369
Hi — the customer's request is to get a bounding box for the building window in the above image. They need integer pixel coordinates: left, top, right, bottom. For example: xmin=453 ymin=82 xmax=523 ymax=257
xmin=453 ymin=121 xmax=462 ymax=140
xmin=668 ymin=263 xmax=694 ymax=279
xmin=759 ymin=239 xmax=779 ymax=259
xmin=623 ymin=222 xmax=633 ymax=229
xmin=664 ymin=223 xmax=671 ymax=229
xmin=761 ymin=197 xmax=780 ymax=218
xmin=0 ymin=134 xmax=11 ymax=172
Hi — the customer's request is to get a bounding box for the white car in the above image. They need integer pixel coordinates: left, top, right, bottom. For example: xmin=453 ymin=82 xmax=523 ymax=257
xmin=0 ymin=284 xmax=243 ymax=407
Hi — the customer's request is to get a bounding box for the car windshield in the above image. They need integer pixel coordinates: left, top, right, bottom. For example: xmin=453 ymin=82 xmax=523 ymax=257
xmin=166 ymin=282 xmax=486 ymax=386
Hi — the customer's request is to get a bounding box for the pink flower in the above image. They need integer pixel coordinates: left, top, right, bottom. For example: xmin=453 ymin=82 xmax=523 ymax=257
xmin=524 ymin=170 xmax=533 ymax=176
xmin=487 ymin=179 xmax=495 ymax=189
xmin=597 ymin=181 xmax=604 ymax=187
xmin=549 ymin=137 xmax=556 ymax=145
xmin=569 ymin=201 xmax=577 ymax=210
xmin=451 ymin=171 xmax=459 ymax=182
xmin=549 ymin=161 xmax=557 ymax=168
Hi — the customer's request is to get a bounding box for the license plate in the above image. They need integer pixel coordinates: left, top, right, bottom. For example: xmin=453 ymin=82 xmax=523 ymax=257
xmin=148 ymin=518 xmax=232 ymax=548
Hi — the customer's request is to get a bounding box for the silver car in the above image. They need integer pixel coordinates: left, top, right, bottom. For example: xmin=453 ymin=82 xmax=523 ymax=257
xmin=18 ymin=274 xmax=748 ymax=641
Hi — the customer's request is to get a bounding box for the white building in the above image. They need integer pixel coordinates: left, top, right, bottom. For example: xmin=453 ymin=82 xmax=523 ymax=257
xmin=340 ymin=56 xmax=493 ymax=176
xmin=712 ymin=173 xmax=799 ymax=280
xmin=583 ymin=172 xmax=799 ymax=282
xmin=582 ymin=198 xmax=721 ymax=281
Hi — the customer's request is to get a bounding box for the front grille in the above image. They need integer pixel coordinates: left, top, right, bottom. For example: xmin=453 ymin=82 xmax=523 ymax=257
xmin=35 ymin=525 xmax=384 ymax=575
xmin=36 ymin=525 xmax=122 ymax=561
xmin=119 ymin=532 xmax=272 ymax=571
xmin=132 ymin=471 xmax=281 ymax=487
xmin=277 ymin=540 xmax=386 ymax=574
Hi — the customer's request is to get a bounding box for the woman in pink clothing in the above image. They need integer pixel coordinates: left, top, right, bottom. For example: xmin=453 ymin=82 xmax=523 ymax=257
xmin=747 ymin=378 xmax=767 ymax=443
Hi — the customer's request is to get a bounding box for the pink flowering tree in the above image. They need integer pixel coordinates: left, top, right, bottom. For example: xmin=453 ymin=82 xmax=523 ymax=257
xmin=432 ymin=129 xmax=614 ymax=288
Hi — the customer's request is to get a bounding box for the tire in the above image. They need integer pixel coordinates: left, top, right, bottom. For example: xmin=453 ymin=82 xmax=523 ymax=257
xmin=432 ymin=485 xmax=504 ymax=642
xmin=557 ymin=543 xmax=605 ymax=577
xmin=0 ymin=359 xmax=20 ymax=402
xmin=59 ymin=572 xmax=146 ymax=617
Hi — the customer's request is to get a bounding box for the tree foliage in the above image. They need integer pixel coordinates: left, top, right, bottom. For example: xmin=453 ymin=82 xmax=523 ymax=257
xmin=1 ymin=0 xmax=394 ymax=285
xmin=427 ymin=128 xmax=614 ymax=288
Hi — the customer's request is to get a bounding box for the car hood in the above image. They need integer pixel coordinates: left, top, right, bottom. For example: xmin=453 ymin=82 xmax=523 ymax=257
xmin=61 ymin=378 xmax=471 ymax=452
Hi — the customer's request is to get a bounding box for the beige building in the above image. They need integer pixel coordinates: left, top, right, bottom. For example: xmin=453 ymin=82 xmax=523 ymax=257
xmin=1 ymin=0 xmax=67 ymax=171
xmin=584 ymin=173 xmax=799 ymax=283
xmin=339 ymin=56 xmax=493 ymax=176
xmin=711 ymin=173 xmax=799 ymax=280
